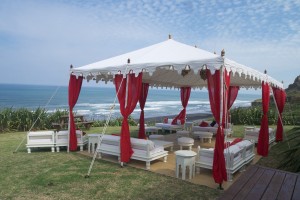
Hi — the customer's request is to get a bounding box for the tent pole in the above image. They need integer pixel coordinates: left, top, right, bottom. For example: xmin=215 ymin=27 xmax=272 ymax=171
xmin=270 ymin=88 xmax=290 ymax=149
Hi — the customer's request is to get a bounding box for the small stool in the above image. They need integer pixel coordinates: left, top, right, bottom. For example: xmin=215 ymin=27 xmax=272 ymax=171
xmin=175 ymin=150 xmax=197 ymax=180
xmin=176 ymin=130 xmax=190 ymax=138
xmin=149 ymin=134 xmax=164 ymax=140
xmin=177 ymin=137 xmax=194 ymax=150
xmin=193 ymin=131 xmax=213 ymax=143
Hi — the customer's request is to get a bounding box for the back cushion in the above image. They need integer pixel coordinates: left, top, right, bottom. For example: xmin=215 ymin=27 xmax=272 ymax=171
xmin=199 ymin=121 xmax=209 ymax=127
xmin=163 ymin=117 xmax=168 ymax=123
xmin=102 ymin=135 xmax=120 ymax=146
xmin=131 ymin=138 xmax=155 ymax=151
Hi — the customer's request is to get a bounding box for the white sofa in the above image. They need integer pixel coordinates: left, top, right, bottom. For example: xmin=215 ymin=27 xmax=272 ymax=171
xmin=97 ymin=135 xmax=168 ymax=170
xmin=192 ymin=121 xmax=232 ymax=136
xmin=55 ymin=130 xmax=88 ymax=152
xmin=195 ymin=139 xmax=255 ymax=180
xmin=244 ymin=127 xmax=275 ymax=144
xmin=26 ymin=131 xmax=55 ymax=153
xmin=155 ymin=119 xmax=183 ymax=132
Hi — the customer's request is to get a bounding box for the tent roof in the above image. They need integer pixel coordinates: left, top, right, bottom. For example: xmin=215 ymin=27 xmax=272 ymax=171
xmin=71 ymin=38 xmax=283 ymax=89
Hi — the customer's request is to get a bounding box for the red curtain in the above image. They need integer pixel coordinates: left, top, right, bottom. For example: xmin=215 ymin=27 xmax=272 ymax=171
xmin=172 ymin=87 xmax=191 ymax=125
xmin=257 ymin=81 xmax=270 ymax=156
xmin=272 ymin=87 xmax=286 ymax=141
xmin=114 ymin=73 xmax=143 ymax=162
xmin=68 ymin=74 xmax=83 ymax=151
xmin=207 ymin=69 xmax=230 ymax=184
xmin=138 ymin=83 xmax=149 ymax=139
xmin=227 ymin=86 xmax=239 ymax=123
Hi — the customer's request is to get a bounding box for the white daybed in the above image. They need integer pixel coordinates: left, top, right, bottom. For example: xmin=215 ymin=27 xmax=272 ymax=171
xmin=97 ymin=135 xmax=168 ymax=170
xmin=26 ymin=131 xmax=55 ymax=153
xmin=195 ymin=139 xmax=255 ymax=180
xmin=55 ymin=130 xmax=88 ymax=152
xmin=244 ymin=127 xmax=275 ymax=144
xmin=192 ymin=121 xmax=233 ymax=136
xmin=155 ymin=118 xmax=183 ymax=132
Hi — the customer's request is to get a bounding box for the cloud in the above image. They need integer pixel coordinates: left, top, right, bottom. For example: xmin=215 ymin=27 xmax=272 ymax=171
xmin=0 ymin=0 xmax=299 ymax=87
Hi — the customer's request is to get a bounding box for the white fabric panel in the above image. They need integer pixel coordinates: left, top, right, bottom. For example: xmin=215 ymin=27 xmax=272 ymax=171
xmin=71 ymin=39 xmax=283 ymax=89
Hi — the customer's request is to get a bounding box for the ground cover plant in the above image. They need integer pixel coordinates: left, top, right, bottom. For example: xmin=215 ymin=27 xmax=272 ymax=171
xmin=0 ymin=129 xmax=220 ymax=200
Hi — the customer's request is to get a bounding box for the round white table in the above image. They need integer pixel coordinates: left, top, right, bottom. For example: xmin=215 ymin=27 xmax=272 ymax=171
xmin=175 ymin=150 xmax=197 ymax=180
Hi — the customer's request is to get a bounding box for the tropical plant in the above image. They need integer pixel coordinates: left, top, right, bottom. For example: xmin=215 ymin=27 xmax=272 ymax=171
xmin=278 ymin=127 xmax=300 ymax=173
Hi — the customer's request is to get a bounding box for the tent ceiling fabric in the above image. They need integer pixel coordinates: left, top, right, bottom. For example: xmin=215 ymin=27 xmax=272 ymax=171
xmin=71 ymin=39 xmax=283 ymax=89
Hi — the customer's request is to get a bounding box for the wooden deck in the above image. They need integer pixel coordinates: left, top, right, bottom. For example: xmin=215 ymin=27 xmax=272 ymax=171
xmin=219 ymin=165 xmax=300 ymax=200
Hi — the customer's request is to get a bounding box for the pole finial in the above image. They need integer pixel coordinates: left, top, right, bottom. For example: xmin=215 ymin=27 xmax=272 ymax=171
xmin=221 ymin=49 xmax=225 ymax=57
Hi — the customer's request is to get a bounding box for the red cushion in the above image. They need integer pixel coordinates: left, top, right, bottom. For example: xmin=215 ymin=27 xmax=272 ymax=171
xmin=199 ymin=121 xmax=209 ymax=127
xmin=163 ymin=117 xmax=168 ymax=123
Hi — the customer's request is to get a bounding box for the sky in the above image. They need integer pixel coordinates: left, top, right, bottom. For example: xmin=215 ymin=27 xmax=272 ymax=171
xmin=0 ymin=0 xmax=299 ymax=89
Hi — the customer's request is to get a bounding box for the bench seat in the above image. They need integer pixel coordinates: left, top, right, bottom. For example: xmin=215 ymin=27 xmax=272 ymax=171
xmin=26 ymin=131 xmax=55 ymax=153
xmin=55 ymin=130 xmax=88 ymax=152
xmin=97 ymin=135 xmax=168 ymax=170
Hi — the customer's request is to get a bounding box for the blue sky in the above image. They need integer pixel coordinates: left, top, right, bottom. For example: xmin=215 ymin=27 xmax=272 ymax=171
xmin=0 ymin=0 xmax=299 ymax=89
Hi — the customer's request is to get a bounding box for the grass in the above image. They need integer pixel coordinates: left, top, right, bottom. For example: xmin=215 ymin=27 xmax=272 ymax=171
xmin=0 ymin=129 xmax=220 ymax=200
xmin=0 ymin=125 xmax=297 ymax=199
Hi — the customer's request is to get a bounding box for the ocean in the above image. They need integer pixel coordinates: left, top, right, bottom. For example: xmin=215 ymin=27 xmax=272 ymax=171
xmin=0 ymin=84 xmax=260 ymax=121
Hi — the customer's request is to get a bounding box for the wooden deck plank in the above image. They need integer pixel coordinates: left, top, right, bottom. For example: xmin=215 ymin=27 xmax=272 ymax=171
xmin=261 ymin=171 xmax=286 ymax=200
xmin=221 ymin=165 xmax=300 ymax=200
xmin=278 ymin=173 xmax=297 ymax=200
xmin=232 ymin=167 xmax=265 ymax=200
xmin=219 ymin=165 xmax=258 ymax=200
xmin=292 ymin=176 xmax=300 ymax=200
xmin=244 ymin=168 xmax=275 ymax=200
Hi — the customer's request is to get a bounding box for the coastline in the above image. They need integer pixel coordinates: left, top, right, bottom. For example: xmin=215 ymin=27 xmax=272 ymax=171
xmin=142 ymin=112 xmax=213 ymax=124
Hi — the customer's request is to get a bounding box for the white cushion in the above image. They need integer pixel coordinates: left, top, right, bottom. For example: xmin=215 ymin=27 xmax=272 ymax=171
xmin=178 ymin=137 xmax=194 ymax=144
xmin=131 ymin=138 xmax=155 ymax=151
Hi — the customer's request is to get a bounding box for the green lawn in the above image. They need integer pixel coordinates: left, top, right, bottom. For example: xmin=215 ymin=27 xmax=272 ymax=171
xmin=0 ymin=129 xmax=220 ymax=200
xmin=0 ymin=125 xmax=296 ymax=199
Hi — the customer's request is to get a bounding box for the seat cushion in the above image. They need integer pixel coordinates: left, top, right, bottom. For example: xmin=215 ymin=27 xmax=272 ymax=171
xmin=178 ymin=137 xmax=194 ymax=144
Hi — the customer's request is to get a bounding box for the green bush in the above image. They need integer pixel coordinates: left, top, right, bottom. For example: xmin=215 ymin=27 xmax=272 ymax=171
xmin=230 ymin=103 xmax=300 ymax=126
xmin=0 ymin=107 xmax=137 ymax=132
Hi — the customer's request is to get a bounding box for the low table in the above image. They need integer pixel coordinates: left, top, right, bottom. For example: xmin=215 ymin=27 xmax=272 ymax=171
xmin=145 ymin=126 xmax=161 ymax=135
xmin=193 ymin=131 xmax=213 ymax=143
xmin=175 ymin=150 xmax=197 ymax=180
xmin=176 ymin=130 xmax=190 ymax=138
xmin=149 ymin=134 xmax=164 ymax=140
xmin=150 ymin=140 xmax=174 ymax=151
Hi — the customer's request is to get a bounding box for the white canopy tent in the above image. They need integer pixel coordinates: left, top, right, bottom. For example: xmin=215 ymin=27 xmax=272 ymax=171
xmin=69 ymin=37 xmax=284 ymax=186
xmin=71 ymin=38 xmax=283 ymax=89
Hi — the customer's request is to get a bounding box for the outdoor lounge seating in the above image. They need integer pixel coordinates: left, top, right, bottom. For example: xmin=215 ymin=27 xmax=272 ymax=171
xmin=26 ymin=131 xmax=55 ymax=153
xmin=192 ymin=121 xmax=233 ymax=136
xmin=195 ymin=139 xmax=255 ymax=180
xmin=244 ymin=127 xmax=275 ymax=144
xmin=55 ymin=130 xmax=88 ymax=152
xmin=97 ymin=135 xmax=168 ymax=170
xmin=155 ymin=118 xmax=183 ymax=133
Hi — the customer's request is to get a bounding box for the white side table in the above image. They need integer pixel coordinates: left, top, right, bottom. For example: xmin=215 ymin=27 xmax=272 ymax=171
xmin=88 ymin=134 xmax=101 ymax=154
xmin=184 ymin=122 xmax=193 ymax=132
xmin=177 ymin=137 xmax=194 ymax=150
xmin=175 ymin=150 xmax=197 ymax=180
